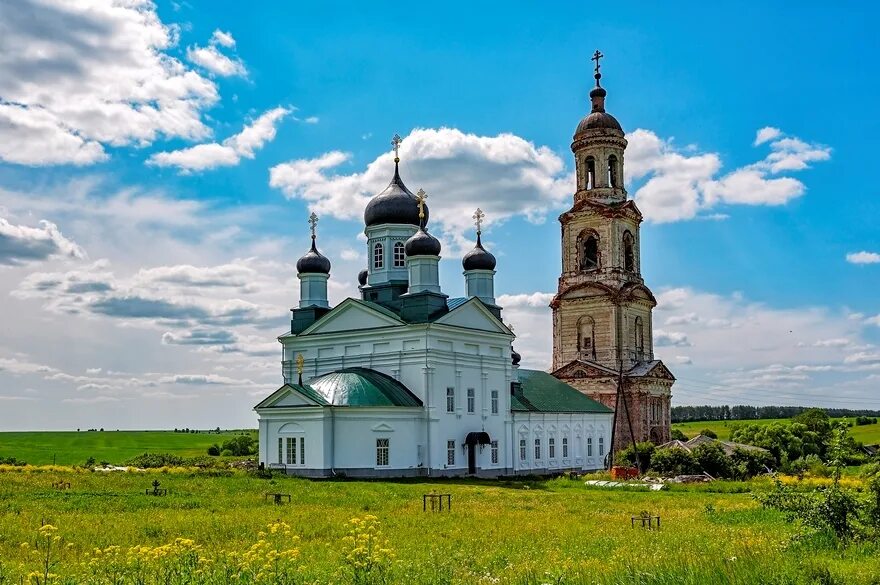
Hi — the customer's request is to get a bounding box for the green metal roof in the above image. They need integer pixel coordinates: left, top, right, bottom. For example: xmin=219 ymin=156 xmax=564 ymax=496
xmin=512 ymin=369 xmax=613 ymax=413
xmin=308 ymin=367 xmax=423 ymax=407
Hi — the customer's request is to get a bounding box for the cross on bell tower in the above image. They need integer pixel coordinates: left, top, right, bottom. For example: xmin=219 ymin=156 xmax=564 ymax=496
xmin=591 ymin=49 xmax=603 ymax=87
xmin=473 ymin=208 xmax=485 ymax=235
xmin=308 ymin=212 xmax=318 ymax=240
xmin=391 ymin=133 xmax=402 ymax=163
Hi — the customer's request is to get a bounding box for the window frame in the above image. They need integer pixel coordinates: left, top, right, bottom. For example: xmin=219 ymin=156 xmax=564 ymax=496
xmin=393 ymin=241 xmax=405 ymax=267
xmin=466 ymin=388 xmax=475 ymax=414
xmin=599 ymin=436 xmax=605 ymax=457
xmin=376 ymin=438 xmax=390 ymax=467
xmin=549 ymin=436 xmax=556 ymax=460
xmin=373 ymin=242 xmax=384 ymax=269
xmin=519 ymin=438 xmax=527 ymax=462
xmin=490 ymin=440 xmax=499 ymax=465
xmin=446 ymin=387 xmax=455 ymax=413
xmin=587 ymin=436 xmax=593 ymax=457
xmin=534 ymin=437 xmax=541 ymax=461
xmin=490 ymin=389 xmax=499 ymax=415
xmin=562 ymin=436 xmax=569 ymax=459
xmin=446 ymin=440 xmax=456 ymax=466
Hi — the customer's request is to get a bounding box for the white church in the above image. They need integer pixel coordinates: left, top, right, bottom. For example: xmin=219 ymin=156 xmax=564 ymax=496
xmin=254 ymin=136 xmax=613 ymax=477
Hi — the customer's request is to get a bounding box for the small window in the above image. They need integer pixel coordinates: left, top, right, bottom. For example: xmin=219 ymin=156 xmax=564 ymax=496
xmin=376 ymin=438 xmax=389 ymax=467
xmin=447 ymin=440 xmax=456 ymax=466
xmin=549 ymin=437 xmax=556 ymax=460
xmin=299 ymin=437 xmax=305 ymax=466
xmin=599 ymin=436 xmax=605 ymax=457
xmin=490 ymin=440 xmax=499 ymax=465
xmin=373 ymin=242 xmax=384 ymax=269
xmin=587 ymin=436 xmax=593 ymax=457
xmin=490 ymin=390 xmax=499 ymax=415
xmin=286 ymin=436 xmax=296 ymax=465
xmin=467 ymin=388 xmax=475 ymax=414
xmin=519 ymin=438 xmax=527 ymax=461
xmin=581 ymin=234 xmax=599 ymax=271
xmin=446 ymin=387 xmax=455 ymax=413
xmin=562 ymin=437 xmax=569 ymax=458
xmin=277 ymin=437 xmax=283 ymax=464
xmin=623 ymin=231 xmax=635 ymax=272
xmin=534 ymin=438 xmax=541 ymax=460
xmin=393 ymin=242 xmax=405 ymax=267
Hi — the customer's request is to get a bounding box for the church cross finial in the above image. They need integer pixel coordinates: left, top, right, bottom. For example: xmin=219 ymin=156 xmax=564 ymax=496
xmin=416 ymin=188 xmax=428 ymax=223
xmin=507 ymin=322 xmax=515 ymax=334
xmin=295 ymin=353 xmax=305 ymax=385
xmin=391 ymin=133 xmax=402 ymax=162
xmin=308 ymin=212 xmax=318 ymax=240
xmin=473 ymin=208 xmax=485 ymax=235
xmin=591 ymin=49 xmax=604 ymax=87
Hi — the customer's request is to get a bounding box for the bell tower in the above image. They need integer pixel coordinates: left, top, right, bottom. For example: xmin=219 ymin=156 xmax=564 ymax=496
xmin=550 ymin=52 xmax=674 ymax=453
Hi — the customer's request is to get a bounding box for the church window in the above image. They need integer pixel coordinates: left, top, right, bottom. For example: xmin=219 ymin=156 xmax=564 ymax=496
xmin=587 ymin=436 xmax=593 ymax=457
xmin=534 ymin=438 xmax=542 ymax=460
xmin=446 ymin=387 xmax=455 ymax=413
xmin=549 ymin=437 xmax=556 ymax=459
xmin=519 ymin=439 xmax=527 ymax=462
xmin=491 ymin=440 xmax=499 ymax=465
xmin=286 ymin=437 xmax=296 ymax=465
xmin=634 ymin=316 xmax=645 ymax=356
xmin=277 ymin=438 xmax=283 ymax=464
xmin=376 ymin=438 xmax=389 ymax=467
xmin=623 ymin=231 xmax=635 ymax=272
xmin=585 ymin=156 xmax=596 ymax=189
xmin=299 ymin=437 xmax=305 ymax=465
xmin=578 ymin=316 xmax=596 ymax=360
xmin=580 ymin=233 xmax=599 ymax=271
xmin=447 ymin=440 xmax=456 ymax=466
xmin=599 ymin=436 xmax=605 ymax=457
xmin=491 ymin=390 xmax=499 ymax=414
xmin=562 ymin=436 xmax=569 ymax=458
xmin=373 ymin=243 xmax=384 ymax=269
xmin=467 ymin=388 xmax=475 ymax=413
xmin=608 ymin=155 xmax=619 ymax=188
xmin=393 ymin=242 xmax=405 ymax=267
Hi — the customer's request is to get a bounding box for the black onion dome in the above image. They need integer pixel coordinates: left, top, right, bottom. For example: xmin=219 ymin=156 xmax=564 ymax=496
xmin=363 ymin=163 xmax=429 ymax=227
xmin=511 ymin=347 xmax=522 ymax=365
xmin=404 ymin=227 xmax=441 ymax=257
xmin=296 ymin=239 xmax=331 ymax=274
xmin=357 ymin=268 xmax=368 ymax=286
xmin=462 ymin=233 xmax=496 ymax=271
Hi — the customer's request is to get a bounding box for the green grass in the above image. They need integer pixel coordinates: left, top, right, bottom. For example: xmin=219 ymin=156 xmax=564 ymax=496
xmin=673 ymin=418 xmax=880 ymax=444
xmin=0 ymin=469 xmax=877 ymax=584
xmin=0 ymin=430 xmax=256 ymax=465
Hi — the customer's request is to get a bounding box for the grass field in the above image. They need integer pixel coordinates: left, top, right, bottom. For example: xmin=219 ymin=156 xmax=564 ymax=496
xmin=0 ymin=468 xmax=878 ymax=584
xmin=673 ymin=418 xmax=880 ymax=445
xmin=0 ymin=430 xmax=256 ymax=465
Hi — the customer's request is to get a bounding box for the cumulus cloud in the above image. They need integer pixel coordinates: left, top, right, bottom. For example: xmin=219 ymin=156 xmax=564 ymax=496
xmin=186 ymin=29 xmax=246 ymax=77
xmin=0 ymin=217 xmax=85 ymax=266
xmin=626 ymin=128 xmax=830 ymax=222
xmin=269 ymin=128 xmax=571 ymax=235
xmin=0 ymin=0 xmax=221 ymax=165
xmin=653 ymin=330 xmax=692 ymax=347
xmin=846 ymin=251 xmax=880 ymax=265
xmin=148 ymin=107 xmax=289 ymax=172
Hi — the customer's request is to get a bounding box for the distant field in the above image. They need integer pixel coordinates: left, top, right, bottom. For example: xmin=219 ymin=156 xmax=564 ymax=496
xmin=0 ymin=430 xmax=256 ymax=465
xmin=673 ymin=418 xmax=880 ymax=444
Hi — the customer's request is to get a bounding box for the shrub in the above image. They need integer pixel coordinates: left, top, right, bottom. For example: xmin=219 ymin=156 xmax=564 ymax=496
xmin=730 ymin=448 xmax=774 ymax=479
xmin=614 ymin=441 xmax=655 ymax=470
xmin=0 ymin=457 xmax=26 ymax=466
xmin=206 ymin=444 xmax=221 ymax=456
xmin=699 ymin=428 xmax=718 ymax=439
xmin=670 ymin=428 xmax=688 ymax=441
xmin=650 ymin=447 xmax=697 ymax=476
xmin=124 ymin=453 xmax=186 ymax=468
xmin=220 ymin=434 xmax=257 ymax=456
xmin=692 ymin=442 xmax=732 ymax=478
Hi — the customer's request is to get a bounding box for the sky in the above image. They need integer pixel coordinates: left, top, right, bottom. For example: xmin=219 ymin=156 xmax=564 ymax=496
xmin=0 ymin=0 xmax=878 ymax=431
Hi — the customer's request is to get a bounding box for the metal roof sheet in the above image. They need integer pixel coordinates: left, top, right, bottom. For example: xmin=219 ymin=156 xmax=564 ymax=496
xmin=512 ymin=369 xmax=613 ymax=413
xmin=309 ymin=367 xmax=423 ymax=407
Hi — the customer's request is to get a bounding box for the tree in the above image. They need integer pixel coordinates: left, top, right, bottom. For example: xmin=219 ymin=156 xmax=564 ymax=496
xmin=670 ymin=428 xmax=688 ymax=441
xmin=220 ymin=434 xmax=257 ymax=456
xmin=650 ymin=447 xmax=698 ymax=476
xmin=692 ymin=442 xmax=732 ymax=478
xmin=699 ymin=428 xmax=718 ymax=439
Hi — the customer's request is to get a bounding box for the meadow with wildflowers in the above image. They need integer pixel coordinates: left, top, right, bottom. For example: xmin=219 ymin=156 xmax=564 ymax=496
xmin=1 ymin=467 xmax=879 ymax=584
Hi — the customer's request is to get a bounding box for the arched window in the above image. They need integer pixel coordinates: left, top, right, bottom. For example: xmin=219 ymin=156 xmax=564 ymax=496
xmin=585 ymin=156 xmax=596 ymax=190
xmin=623 ymin=231 xmax=635 ymax=272
xmin=608 ymin=155 xmax=619 ymax=188
xmin=580 ymin=233 xmax=599 ymax=271
xmin=373 ymin=243 xmax=384 ymax=269
xmin=393 ymin=242 xmax=405 ymax=267
xmin=577 ymin=316 xmax=596 ymax=360
xmin=634 ymin=316 xmax=645 ymax=356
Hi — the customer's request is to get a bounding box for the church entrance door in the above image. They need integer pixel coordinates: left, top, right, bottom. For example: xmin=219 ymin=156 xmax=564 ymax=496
xmin=467 ymin=445 xmax=476 ymax=475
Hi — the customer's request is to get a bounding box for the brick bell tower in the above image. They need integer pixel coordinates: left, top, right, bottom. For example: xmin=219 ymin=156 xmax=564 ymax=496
xmin=550 ymin=51 xmax=674 ymax=455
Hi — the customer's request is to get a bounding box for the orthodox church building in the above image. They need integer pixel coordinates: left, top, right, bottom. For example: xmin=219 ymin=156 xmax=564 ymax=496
xmin=254 ymin=53 xmax=670 ymax=477
xmin=550 ymin=52 xmax=675 ymax=448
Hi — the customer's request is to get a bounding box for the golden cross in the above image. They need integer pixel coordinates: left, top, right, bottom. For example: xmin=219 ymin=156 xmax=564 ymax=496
xmin=295 ymin=354 xmax=304 ymax=375
xmin=308 ymin=212 xmax=318 ymax=239
xmin=391 ymin=133 xmax=402 ymax=162
xmin=416 ymin=188 xmax=428 ymax=221
xmin=473 ymin=208 xmax=485 ymax=235
xmin=591 ymin=49 xmax=604 ymax=86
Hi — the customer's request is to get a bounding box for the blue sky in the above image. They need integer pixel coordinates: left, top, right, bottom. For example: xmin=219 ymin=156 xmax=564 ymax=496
xmin=0 ymin=1 xmax=877 ymax=430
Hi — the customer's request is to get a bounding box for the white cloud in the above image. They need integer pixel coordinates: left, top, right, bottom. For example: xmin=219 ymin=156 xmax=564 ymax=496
xmin=846 ymin=251 xmax=880 ymax=265
xmin=0 ymin=0 xmax=221 ymax=165
xmin=148 ymin=107 xmax=289 ymax=172
xmin=269 ymin=128 xmax=571 ymax=235
xmin=0 ymin=217 xmax=86 ymax=266
xmin=867 ymin=315 xmax=880 ymax=327
xmin=626 ymin=128 xmax=830 ymax=222
xmin=754 ymin=127 xmax=782 ymax=145
xmin=653 ymin=330 xmax=692 ymax=347
xmin=186 ymin=29 xmax=246 ymax=78
xmin=812 ymin=338 xmax=851 ymax=348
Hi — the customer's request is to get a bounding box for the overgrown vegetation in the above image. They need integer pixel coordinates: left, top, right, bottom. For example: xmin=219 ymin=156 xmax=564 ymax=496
xmin=672 ymin=404 xmax=880 ymax=423
xmin=206 ymin=433 xmax=258 ymax=457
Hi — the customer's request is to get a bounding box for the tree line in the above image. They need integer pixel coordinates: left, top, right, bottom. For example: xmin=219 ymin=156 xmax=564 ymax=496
xmin=672 ymin=405 xmax=880 ymax=423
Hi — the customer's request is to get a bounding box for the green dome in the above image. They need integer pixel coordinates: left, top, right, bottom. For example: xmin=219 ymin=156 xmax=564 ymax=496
xmin=308 ymin=367 xmax=422 ymax=407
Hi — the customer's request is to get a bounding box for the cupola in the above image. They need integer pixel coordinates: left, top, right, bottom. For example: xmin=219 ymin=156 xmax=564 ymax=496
xmin=403 ymin=189 xmax=442 ymax=295
xmin=462 ymin=208 xmax=497 ymax=305
xmin=297 ymin=212 xmax=331 ymax=309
